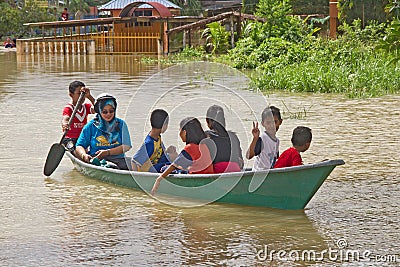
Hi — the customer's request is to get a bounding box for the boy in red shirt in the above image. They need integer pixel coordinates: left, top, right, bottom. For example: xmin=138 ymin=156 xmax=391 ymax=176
xmin=274 ymin=126 xmax=312 ymax=168
xmin=61 ymin=8 xmax=69 ymax=21
xmin=62 ymin=81 xmax=95 ymax=152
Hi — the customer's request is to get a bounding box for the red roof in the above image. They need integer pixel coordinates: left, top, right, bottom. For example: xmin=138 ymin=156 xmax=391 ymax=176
xmin=120 ymin=2 xmax=173 ymax=18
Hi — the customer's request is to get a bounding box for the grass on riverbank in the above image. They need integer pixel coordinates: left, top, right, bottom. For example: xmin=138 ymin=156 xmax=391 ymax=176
xmin=141 ymin=44 xmax=400 ymax=99
xmin=227 ymin=29 xmax=400 ymax=98
xmin=249 ymin=49 xmax=400 ymax=98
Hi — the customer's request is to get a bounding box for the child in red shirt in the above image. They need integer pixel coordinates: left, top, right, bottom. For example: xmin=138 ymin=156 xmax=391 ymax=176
xmin=62 ymin=81 xmax=95 ymax=151
xmin=274 ymin=126 xmax=312 ymax=168
xmin=151 ymin=117 xmax=214 ymax=195
xmin=61 ymin=8 xmax=69 ymax=21
xmin=3 ymin=37 xmax=15 ymax=48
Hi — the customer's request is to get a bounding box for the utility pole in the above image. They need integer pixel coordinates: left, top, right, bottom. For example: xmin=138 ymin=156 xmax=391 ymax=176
xmin=329 ymin=1 xmax=339 ymax=39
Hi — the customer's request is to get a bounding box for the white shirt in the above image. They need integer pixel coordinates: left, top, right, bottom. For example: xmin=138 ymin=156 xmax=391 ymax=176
xmin=253 ymin=131 xmax=279 ymax=171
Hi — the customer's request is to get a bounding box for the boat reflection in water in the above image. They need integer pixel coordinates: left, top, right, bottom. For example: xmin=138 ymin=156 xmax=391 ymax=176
xmin=45 ymin=170 xmax=330 ymax=266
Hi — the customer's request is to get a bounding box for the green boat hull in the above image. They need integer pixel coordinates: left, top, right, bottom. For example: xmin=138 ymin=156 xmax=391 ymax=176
xmin=67 ymin=152 xmax=344 ymax=210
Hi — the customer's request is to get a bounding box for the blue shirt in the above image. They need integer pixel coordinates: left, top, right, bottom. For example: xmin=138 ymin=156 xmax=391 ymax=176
xmin=76 ymin=117 xmax=131 ymax=159
xmin=132 ymin=134 xmax=170 ymax=172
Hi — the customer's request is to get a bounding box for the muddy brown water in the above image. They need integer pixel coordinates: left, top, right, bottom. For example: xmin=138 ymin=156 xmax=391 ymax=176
xmin=0 ymin=52 xmax=398 ymax=266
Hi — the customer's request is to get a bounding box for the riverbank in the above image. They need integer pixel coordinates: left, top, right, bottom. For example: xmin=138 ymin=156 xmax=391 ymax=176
xmin=141 ymin=40 xmax=400 ymax=99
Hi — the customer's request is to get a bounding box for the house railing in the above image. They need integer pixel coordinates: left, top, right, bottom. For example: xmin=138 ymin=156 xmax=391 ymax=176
xmin=92 ymin=32 xmax=161 ymax=54
xmin=16 ymin=39 xmax=96 ymax=55
xmin=16 ymin=32 xmax=161 ymax=54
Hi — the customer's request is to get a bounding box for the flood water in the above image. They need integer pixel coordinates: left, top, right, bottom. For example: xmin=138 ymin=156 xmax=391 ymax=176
xmin=0 ymin=52 xmax=399 ymax=266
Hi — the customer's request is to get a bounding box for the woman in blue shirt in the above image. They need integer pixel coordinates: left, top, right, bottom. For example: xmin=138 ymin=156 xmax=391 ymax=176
xmin=75 ymin=94 xmax=132 ymax=170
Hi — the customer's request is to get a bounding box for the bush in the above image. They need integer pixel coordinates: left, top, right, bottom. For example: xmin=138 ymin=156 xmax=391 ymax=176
xmin=226 ymin=0 xmax=400 ymax=97
xmin=0 ymin=2 xmax=57 ymax=38
xmin=251 ymin=41 xmax=400 ymax=98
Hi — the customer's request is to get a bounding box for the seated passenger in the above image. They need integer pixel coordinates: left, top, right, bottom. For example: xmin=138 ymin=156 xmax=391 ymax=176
xmin=75 ymin=94 xmax=132 ymax=170
xmin=274 ymin=126 xmax=312 ymax=168
xmin=246 ymin=106 xmax=283 ymax=170
xmin=132 ymin=109 xmax=177 ymax=172
xmin=205 ymin=105 xmax=243 ymax=173
xmin=3 ymin=37 xmax=15 ymax=48
xmin=151 ymin=117 xmax=214 ymax=195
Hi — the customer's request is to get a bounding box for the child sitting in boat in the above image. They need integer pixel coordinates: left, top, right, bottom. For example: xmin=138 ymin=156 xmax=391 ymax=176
xmin=274 ymin=126 xmax=312 ymax=168
xmin=151 ymin=117 xmax=214 ymax=195
xmin=246 ymin=106 xmax=283 ymax=170
xmin=131 ymin=109 xmax=177 ymax=172
xmin=61 ymin=81 xmax=95 ymax=152
xmin=205 ymin=105 xmax=243 ymax=173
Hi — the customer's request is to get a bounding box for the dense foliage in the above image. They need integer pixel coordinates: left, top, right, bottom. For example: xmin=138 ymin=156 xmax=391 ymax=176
xmin=226 ymin=0 xmax=400 ymax=98
xmin=170 ymin=0 xmax=202 ymax=16
xmin=0 ymin=0 xmax=110 ymax=38
xmin=0 ymin=1 xmax=56 ymax=38
xmin=378 ymin=19 xmax=400 ymax=64
xmin=201 ymin=22 xmax=230 ymax=54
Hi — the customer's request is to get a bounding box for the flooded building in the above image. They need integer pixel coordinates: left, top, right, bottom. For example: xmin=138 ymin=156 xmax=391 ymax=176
xmin=20 ymin=0 xmax=184 ymax=55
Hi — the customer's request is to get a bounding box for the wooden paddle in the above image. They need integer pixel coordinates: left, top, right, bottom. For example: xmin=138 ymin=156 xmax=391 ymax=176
xmin=43 ymin=91 xmax=86 ymax=176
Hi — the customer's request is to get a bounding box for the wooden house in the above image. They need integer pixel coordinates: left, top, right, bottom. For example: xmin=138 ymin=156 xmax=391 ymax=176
xmin=21 ymin=0 xmax=264 ymax=55
xmin=98 ymin=0 xmax=181 ymax=53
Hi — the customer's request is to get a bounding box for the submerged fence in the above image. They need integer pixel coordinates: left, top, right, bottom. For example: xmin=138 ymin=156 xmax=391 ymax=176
xmin=17 ymin=39 xmax=96 ymax=55
xmin=17 ymin=32 xmax=161 ymax=55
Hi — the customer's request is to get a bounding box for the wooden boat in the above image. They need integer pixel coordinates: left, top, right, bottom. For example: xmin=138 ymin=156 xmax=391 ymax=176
xmin=66 ymin=152 xmax=344 ymax=210
xmin=0 ymin=46 xmax=16 ymax=52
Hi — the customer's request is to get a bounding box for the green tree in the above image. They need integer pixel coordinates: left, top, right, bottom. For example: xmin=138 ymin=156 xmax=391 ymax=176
xmin=385 ymin=0 xmax=400 ymax=19
xmin=378 ymin=19 xmax=400 ymax=64
xmin=228 ymin=0 xmax=318 ymax=68
xmin=0 ymin=2 xmax=22 ymax=38
xmin=69 ymin=0 xmax=90 ymax=17
xmin=0 ymin=1 xmax=56 ymax=38
xmin=254 ymin=0 xmax=308 ymax=42
xmin=255 ymin=0 xmax=294 ymax=38
xmin=201 ymin=22 xmax=230 ymax=54
xmin=170 ymin=0 xmax=202 ymax=16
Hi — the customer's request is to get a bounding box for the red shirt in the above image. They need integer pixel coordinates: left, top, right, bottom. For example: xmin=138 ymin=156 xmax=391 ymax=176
xmin=61 ymin=11 xmax=69 ymax=21
xmin=273 ymin=147 xmax=302 ymax=168
xmin=62 ymin=103 xmax=92 ymax=139
xmin=177 ymin=143 xmax=214 ymax=174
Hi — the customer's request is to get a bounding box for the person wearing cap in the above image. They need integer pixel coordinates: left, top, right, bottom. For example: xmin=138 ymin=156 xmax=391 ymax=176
xmin=75 ymin=94 xmax=132 ymax=170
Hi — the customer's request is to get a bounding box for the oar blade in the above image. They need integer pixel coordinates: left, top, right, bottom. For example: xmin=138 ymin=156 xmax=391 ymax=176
xmin=44 ymin=91 xmax=85 ymax=176
xmin=43 ymin=143 xmax=66 ymax=176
